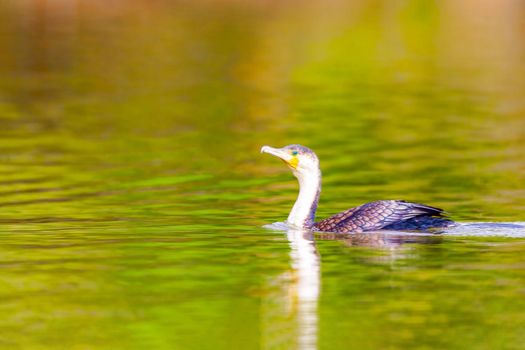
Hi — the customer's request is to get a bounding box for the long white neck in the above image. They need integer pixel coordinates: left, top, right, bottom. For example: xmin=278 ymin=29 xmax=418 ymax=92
xmin=287 ymin=169 xmax=321 ymax=229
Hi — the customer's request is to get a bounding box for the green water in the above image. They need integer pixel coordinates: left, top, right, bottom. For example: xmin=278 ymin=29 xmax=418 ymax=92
xmin=1 ymin=1 xmax=525 ymax=349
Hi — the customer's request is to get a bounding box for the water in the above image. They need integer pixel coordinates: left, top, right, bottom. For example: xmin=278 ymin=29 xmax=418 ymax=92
xmin=1 ymin=0 xmax=525 ymax=349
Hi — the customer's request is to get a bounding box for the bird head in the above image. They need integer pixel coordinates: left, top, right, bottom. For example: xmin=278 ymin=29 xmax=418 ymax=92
xmin=261 ymin=144 xmax=320 ymax=179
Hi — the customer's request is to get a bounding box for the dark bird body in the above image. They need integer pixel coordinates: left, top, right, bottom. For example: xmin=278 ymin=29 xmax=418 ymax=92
xmin=314 ymin=200 xmax=453 ymax=233
xmin=261 ymin=144 xmax=454 ymax=233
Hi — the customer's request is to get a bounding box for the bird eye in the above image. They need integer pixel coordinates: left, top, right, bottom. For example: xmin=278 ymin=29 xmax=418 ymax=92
xmin=291 ymin=151 xmax=298 ymax=156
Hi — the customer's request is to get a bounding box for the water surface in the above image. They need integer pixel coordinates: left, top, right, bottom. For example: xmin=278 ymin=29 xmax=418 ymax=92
xmin=1 ymin=1 xmax=525 ymax=349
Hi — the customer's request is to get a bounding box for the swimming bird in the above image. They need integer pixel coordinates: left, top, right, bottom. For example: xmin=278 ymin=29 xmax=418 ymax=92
xmin=261 ymin=144 xmax=453 ymax=233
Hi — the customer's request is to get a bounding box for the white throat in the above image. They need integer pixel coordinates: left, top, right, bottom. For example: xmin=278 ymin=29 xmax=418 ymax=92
xmin=287 ymin=168 xmax=321 ymax=229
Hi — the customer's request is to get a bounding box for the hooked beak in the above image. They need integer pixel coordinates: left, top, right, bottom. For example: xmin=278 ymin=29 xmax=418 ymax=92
xmin=261 ymin=145 xmax=298 ymax=169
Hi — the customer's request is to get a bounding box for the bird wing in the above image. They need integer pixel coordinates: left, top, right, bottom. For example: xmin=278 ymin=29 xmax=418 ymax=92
xmin=314 ymin=200 xmax=445 ymax=233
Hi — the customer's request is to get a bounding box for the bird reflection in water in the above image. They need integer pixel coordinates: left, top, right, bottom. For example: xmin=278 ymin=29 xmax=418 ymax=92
xmin=260 ymin=227 xmax=320 ymax=350
xmin=262 ymin=225 xmax=442 ymax=350
xmin=316 ymin=231 xmax=442 ymax=248
xmin=286 ymin=229 xmax=320 ymax=350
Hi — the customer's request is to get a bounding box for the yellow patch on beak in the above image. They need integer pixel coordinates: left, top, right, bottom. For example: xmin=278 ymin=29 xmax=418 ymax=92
xmin=287 ymin=156 xmax=299 ymax=169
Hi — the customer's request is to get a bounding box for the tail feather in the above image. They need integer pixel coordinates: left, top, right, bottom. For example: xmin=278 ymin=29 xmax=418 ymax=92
xmin=399 ymin=201 xmax=445 ymax=217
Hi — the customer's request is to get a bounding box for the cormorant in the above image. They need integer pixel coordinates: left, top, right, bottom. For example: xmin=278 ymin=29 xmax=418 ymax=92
xmin=261 ymin=144 xmax=453 ymax=233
